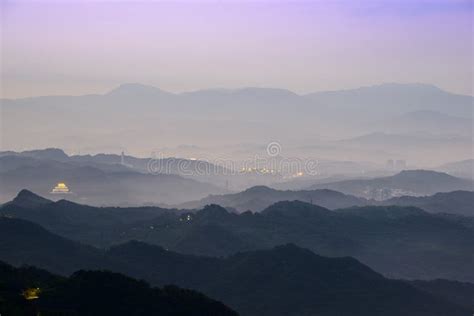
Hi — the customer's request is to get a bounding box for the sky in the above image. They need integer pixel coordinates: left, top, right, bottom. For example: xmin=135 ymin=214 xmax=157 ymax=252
xmin=1 ymin=0 xmax=473 ymax=98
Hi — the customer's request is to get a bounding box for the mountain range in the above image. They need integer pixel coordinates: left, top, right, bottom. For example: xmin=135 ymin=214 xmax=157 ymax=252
xmin=2 ymin=190 xmax=473 ymax=282
xmin=383 ymin=190 xmax=474 ymax=216
xmin=0 ymin=152 xmax=226 ymax=205
xmin=176 ymin=170 xmax=474 ymax=212
xmin=0 ymin=215 xmax=472 ymax=316
xmin=2 ymin=83 xmax=472 ymax=165
xmin=309 ymin=169 xmax=473 ymax=200
xmin=304 ymin=83 xmax=473 ymax=118
xmin=178 ymin=185 xmax=367 ymax=212
xmin=2 ymin=148 xmax=472 ymax=206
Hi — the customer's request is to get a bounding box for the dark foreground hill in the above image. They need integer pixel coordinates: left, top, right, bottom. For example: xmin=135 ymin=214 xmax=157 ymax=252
xmin=0 ymin=217 xmax=473 ymax=316
xmin=2 ymin=190 xmax=474 ymax=282
xmin=110 ymin=242 xmax=474 ymax=316
xmin=0 ymin=261 xmax=237 ymax=316
xmin=410 ymin=279 xmax=474 ymax=311
xmin=0 ymin=189 xmax=183 ymax=247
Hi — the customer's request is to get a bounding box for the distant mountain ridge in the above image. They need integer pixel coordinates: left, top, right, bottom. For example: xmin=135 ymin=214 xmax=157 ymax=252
xmin=2 ymin=83 xmax=472 ymax=162
xmin=437 ymin=159 xmax=474 ymax=179
xmin=305 ymin=83 xmax=473 ymax=117
xmin=178 ymin=185 xmax=367 ymax=212
xmin=184 ymin=182 xmax=474 ymax=215
xmin=383 ymin=190 xmax=474 ymax=216
xmin=371 ymin=110 xmax=472 ymax=136
xmin=309 ymin=170 xmax=473 ymax=200
xmin=0 ymin=147 xmax=230 ymax=175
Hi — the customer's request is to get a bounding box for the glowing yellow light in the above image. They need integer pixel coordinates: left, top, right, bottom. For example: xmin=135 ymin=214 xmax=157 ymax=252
xmin=51 ymin=182 xmax=70 ymax=194
xmin=23 ymin=288 xmax=41 ymax=300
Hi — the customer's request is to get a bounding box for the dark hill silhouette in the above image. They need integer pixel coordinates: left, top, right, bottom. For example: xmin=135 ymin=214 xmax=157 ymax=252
xmin=0 ymin=218 xmax=472 ymax=316
xmin=0 ymin=261 xmax=237 ymax=316
xmin=179 ymin=185 xmax=367 ymax=212
xmin=3 ymin=192 xmax=474 ymax=282
xmin=0 ymin=216 xmax=115 ymax=275
xmin=7 ymin=189 xmax=53 ymax=208
xmin=0 ymin=189 xmax=179 ymax=247
xmin=410 ymin=279 xmax=474 ymax=311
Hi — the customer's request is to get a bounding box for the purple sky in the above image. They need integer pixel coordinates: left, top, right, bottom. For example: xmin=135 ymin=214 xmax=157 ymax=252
xmin=1 ymin=0 xmax=473 ymax=97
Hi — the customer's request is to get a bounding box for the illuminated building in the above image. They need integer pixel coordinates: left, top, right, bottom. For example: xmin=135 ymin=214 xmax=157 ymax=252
xmin=23 ymin=288 xmax=41 ymax=300
xmin=51 ymin=182 xmax=71 ymax=194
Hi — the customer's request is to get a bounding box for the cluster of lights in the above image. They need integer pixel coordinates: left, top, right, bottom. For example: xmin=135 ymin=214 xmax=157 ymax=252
xmin=282 ymin=171 xmax=305 ymax=179
xmin=179 ymin=214 xmax=193 ymax=221
xmin=239 ymin=168 xmax=305 ymax=177
xmin=240 ymin=167 xmax=276 ymax=174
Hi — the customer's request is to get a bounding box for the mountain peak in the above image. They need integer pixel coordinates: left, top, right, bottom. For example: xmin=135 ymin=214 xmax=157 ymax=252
xmin=374 ymin=82 xmax=442 ymax=91
xmin=22 ymin=148 xmax=69 ymax=161
xmin=394 ymin=169 xmax=456 ymax=180
xmin=236 ymin=87 xmax=299 ymax=97
xmin=348 ymin=83 xmax=447 ymax=96
xmin=339 ymin=205 xmax=427 ymax=219
xmin=198 ymin=204 xmax=231 ymax=218
xmin=109 ymin=240 xmax=168 ymax=256
xmin=10 ymin=189 xmax=52 ymax=208
xmin=262 ymin=200 xmax=331 ymax=216
xmin=243 ymin=185 xmax=276 ymax=194
xmin=107 ymin=83 xmax=171 ymax=97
